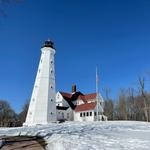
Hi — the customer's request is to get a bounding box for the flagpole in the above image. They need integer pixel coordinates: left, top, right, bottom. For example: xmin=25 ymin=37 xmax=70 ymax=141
xmin=96 ymin=66 xmax=99 ymax=121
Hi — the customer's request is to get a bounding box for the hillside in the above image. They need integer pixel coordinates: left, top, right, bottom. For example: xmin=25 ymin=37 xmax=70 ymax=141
xmin=0 ymin=121 xmax=150 ymax=150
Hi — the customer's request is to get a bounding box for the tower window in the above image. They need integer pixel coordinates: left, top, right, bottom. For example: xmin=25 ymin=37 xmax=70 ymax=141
xmin=51 ymin=70 xmax=53 ymax=74
xmin=51 ymin=99 xmax=53 ymax=101
xmin=50 ymin=61 xmax=53 ymax=64
xmin=51 ymin=86 xmax=53 ymax=89
xmin=32 ymin=98 xmax=35 ymax=102
xmin=51 ymin=112 xmax=53 ymax=115
xmin=80 ymin=113 xmax=82 ymax=117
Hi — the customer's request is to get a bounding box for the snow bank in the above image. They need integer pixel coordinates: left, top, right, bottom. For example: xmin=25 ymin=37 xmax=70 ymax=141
xmin=0 ymin=121 xmax=150 ymax=150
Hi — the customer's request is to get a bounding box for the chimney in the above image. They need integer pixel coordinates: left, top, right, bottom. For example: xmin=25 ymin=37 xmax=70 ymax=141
xmin=72 ymin=84 xmax=76 ymax=93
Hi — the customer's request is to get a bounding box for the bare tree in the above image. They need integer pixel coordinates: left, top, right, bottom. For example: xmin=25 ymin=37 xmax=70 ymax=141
xmin=0 ymin=100 xmax=17 ymax=127
xmin=103 ymin=87 xmax=111 ymax=100
xmin=104 ymin=100 xmax=114 ymax=120
xmin=18 ymin=100 xmax=29 ymax=126
xmin=138 ymin=77 xmax=149 ymax=122
xmin=103 ymin=87 xmax=114 ymax=120
xmin=126 ymin=88 xmax=136 ymax=120
xmin=118 ymin=89 xmax=127 ymax=120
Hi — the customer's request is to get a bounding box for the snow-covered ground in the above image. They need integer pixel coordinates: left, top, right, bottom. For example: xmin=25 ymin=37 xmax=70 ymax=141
xmin=0 ymin=121 xmax=150 ymax=150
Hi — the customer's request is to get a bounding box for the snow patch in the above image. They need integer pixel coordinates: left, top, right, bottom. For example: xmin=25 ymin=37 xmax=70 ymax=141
xmin=0 ymin=121 xmax=150 ymax=150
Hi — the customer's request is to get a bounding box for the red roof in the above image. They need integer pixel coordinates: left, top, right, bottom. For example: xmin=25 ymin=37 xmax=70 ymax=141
xmin=74 ymin=102 xmax=96 ymax=112
xmin=79 ymin=93 xmax=96 ymax=101
xmin=60 ymin=92 xmax=96 ymax=101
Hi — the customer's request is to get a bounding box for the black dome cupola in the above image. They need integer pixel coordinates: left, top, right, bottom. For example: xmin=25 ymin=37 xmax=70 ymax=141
xmin=43 ymin=39 xmax=54 ymax=49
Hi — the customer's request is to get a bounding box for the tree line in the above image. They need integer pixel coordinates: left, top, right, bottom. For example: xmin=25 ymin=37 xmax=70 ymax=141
xmin=0 ymin=100 xmax=28 ymax=127
xmin=104 ymin=77 xmax=150 ymax=122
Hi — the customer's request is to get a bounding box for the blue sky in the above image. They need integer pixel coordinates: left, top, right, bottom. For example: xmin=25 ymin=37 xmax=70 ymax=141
xmin=0 ymin=0 xmax=150 ymax=113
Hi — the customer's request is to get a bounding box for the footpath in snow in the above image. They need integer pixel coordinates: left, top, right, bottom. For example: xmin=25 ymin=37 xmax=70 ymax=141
xmin=0 ymin=121 xmax=150 ymax=150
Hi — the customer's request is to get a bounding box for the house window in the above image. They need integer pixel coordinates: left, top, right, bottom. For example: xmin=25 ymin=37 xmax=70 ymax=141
xmin=51 ymin=112 xmax=53 ymax=115
xmin=87 ymin=112 xmax=89 ymax=116
xmin=90 ymin=112 xmax=92 ymax=116
xmin=83 ymin=112 xmax=85 ymax=117
xmin=94 ymin=112 xmax=96 ymax=116
xmin=50 ymin=61 xmax=53 ymax=64
xmin=51 ymin=99 xmax=53 ymax=102
xmin=80 ymin=113 xmax=82 ymax=117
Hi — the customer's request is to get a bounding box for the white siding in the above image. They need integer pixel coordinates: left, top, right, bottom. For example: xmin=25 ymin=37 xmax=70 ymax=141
xmin=24 ymin=45 xmax=56 ymax=126
xmin=57 ymin=108 xmax=73 ymax=121
xmin=62 ymin=99 xmax=70 ymax=107
xmin=74 ymin=111 xmax=94 ymax=121
xmin=56 ymin=92 xmax=63 ymax=106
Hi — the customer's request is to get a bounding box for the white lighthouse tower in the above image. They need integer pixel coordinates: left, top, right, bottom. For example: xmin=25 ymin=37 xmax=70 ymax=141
xmin=24 ymin=40 xmax=57 ymax=126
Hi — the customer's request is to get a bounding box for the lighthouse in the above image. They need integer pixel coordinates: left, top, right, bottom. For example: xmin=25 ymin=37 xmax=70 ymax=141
xmin=24 ymin=40 xmax=57 ymax=126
